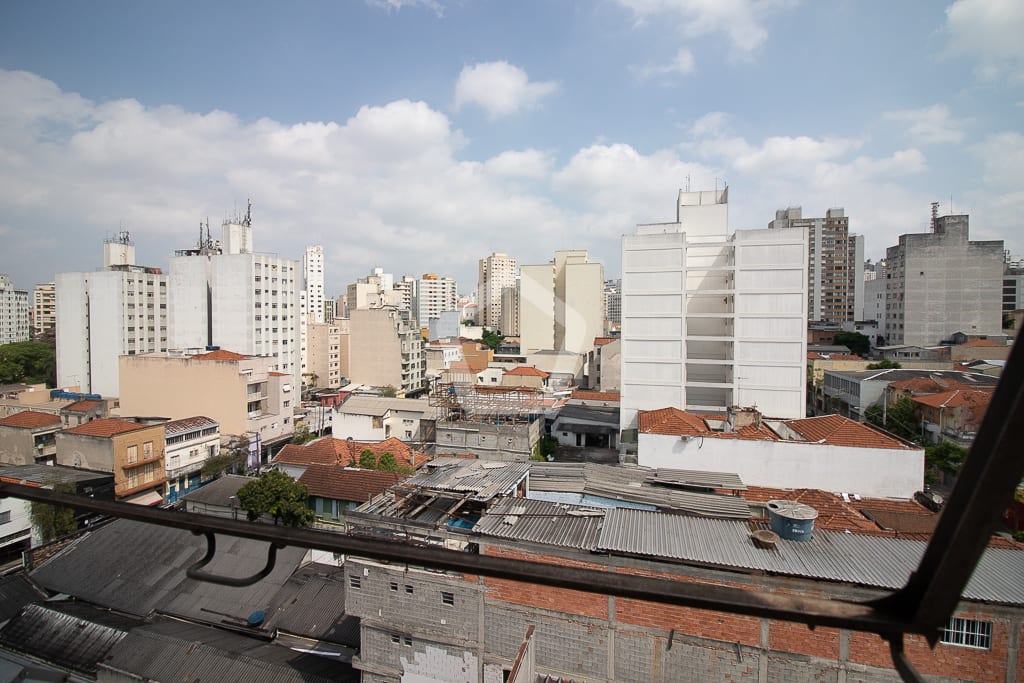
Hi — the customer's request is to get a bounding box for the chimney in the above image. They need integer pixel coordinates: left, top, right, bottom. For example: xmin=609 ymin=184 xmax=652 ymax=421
xmin=727 ymin=406 xmax=761 ymax=431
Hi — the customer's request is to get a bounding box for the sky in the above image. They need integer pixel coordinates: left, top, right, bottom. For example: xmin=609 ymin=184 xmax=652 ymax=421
xmin=0 ymin=0 xmax=1021 ymax=297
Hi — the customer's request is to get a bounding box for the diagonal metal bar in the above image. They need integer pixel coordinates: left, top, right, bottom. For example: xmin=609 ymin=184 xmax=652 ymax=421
xmin=872 ymin=338 xmax=1024 ymax=637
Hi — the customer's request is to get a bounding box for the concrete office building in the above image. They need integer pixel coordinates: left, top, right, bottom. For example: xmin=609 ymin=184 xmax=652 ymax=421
xmin=769 ymin=207 xmax=864 ymax=324
xmin=303 ymin=245 xmax=325 ymax=326
xmin=1004 ymin=256 xmax=1024 ymax=319
xmin=347 ymin=268 xmax=400 ymax=312
xmin=0 ymin=275 xmax=29 ymax=346
xmin=348 ymin=308 xmax=424 ymax=396
xmin=477 ymin=253 xmax=517 ymax=329
xmin=167 ymin=207 xmax=301 ymax=387
xmin=519 ymin=251 xmax=604 ymax=355
xmin=56 ymin=234 xmax=168 ymax=396
xmin=885 ymin=214 xmax=1003 ymax=347
xmin=620 ymin=188 xmax=808 ymax=437
xmin=306 ymin=322 xmax=343 ymax=388
xmin=31 ymin=282 xmax=55 ymax=339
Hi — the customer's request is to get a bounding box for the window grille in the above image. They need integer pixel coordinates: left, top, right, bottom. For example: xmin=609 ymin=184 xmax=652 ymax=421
xmin=941 ymin=617 xmax=992 ymax=649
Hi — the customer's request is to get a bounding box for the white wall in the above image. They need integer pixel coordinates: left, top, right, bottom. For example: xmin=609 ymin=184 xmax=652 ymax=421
xmin=519 ymin=263 xmax=554 ymax=353
xmin=331 ymin=411 xmax=385 ymax=441
xmin=168 ymin=255 xmax=212 ymax=349
xmin=638 ymin=433 xmax=923 ymax=498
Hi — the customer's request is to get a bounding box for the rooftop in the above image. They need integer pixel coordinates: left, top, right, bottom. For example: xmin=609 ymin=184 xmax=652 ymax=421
xmin=638 ymin=407 xmax=779 ymax=441
xmin=163 ymin=415 xmax=219 ymax=436
xmin=274 ymin=436 xmax=431 ymax=470
xmin=782 ymin=414 xmax=914 ymax=450
xmin=503 ymin=366 xmax=550 ymax=378
xmin=335 ymin=395 xmax=433 ymax=417
xmin=570 ymin=389 xmax=620 ymax=402
xmin=399 ymin=458 xmax=530 ymax=502
xmin=0 ymin=410 xmax=61 ymax=429
xmin=63 ymin=417 xmax=156 ymax=438
xmin=63 ymin=399 xmax=104 ymax=413
xmin=298 ymin=464 xmax=406 ymax=503
xmin=191 ymin=349 xmax=249 ymax=362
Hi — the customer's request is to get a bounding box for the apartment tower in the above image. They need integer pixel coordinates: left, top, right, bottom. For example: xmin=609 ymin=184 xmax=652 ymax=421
xmin=0 ymin=275 xmax=29 ymax=346
xmin=477 ymin=253 xmax=517 ymax=329
xmin=520 ymin=250 xmax=604 ymax=355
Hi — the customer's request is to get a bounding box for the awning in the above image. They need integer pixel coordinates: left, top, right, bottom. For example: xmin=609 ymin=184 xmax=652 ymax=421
xmin=123 ymin=489 xmax=164 ymax=507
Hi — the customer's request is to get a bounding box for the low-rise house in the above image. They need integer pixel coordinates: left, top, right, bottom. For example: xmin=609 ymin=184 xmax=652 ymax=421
xmin=821 ymin=368 xmax=998 ymax=419
xmin=56 ymin=418 xmax=166 ymax=505
xmin=60 ymin=398 xmax=108 ymax=427
xmin=332 ymin=396 xmax=434 ymax=442
xmin=500 ymin=365 xmax=549 ymax=390
xmin=299 ymin=465 xmax=405 ymax=522
xmin=551 ymin=404 xmax=619 ymax=451
xmin=0 ymin=411 xmax=62 ymax=466
xmin=568 ymin=389 xmax=620 ymax=408
xmin=637 ymin=407 xmax=924 ymax=498
xmin=273 ymin=436 xmax=429 ymax=481
xmin=163 ymin=416 xmax=220 ymax=503
xmin=912 ymin=389 xmax=992 ymax=447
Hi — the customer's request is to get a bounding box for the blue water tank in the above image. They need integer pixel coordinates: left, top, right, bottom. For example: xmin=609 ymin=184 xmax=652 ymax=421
xmin=767 ymin=500 xmax=818 ymax=542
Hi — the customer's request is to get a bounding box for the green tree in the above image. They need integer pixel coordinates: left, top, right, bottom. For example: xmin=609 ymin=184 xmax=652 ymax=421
xmin=381 ymin=385 xmax=398 ymax=398
xmin=201 ymin=439 xmax=250 ymax=478
xmin=926 ymin=441 xmax=968 ymax=476
xmin=532 ymin=435 xmax=559 ymax=461
xmin=378 ymin=452 xmax=398 ymax=471
xmin=478 ymin=329 xmax=504 ymax=351
xmin=867 ymin=359 xmax=901 ymax=370
xmin=0 ymin=341 xmax=57 ymax=386
xmin=30 ymin=481 xmax=78 ymax=543
xmin=865 ymin=397 xmax=919 ymax=442
xmin=290 ymin=425 xmax=315 ymax=444
xmin=236 ymin=469 xmax=315 ymax=526
xmin=359 ymin=449 xmax=377 ymax=469
xmin=832 ymin=332 xmax=870 ymax=356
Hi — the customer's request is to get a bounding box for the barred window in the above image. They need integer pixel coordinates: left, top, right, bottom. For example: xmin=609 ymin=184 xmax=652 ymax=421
xmin=349 ymin=575 xmax=361 ymax=589
xmin=441 ymin=591 xmax=454 ymax=606
xmin=941 ymin=617 xmax=992 ymax=649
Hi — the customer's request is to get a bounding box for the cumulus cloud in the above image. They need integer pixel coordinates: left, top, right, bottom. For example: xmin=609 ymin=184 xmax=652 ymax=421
xmin=366 ymin=0 xmax=444 ymax=17
xmin=884 ymin=104 xmax=965 ymax=144
xmin=483 ymin=149 xmax=553 ymax=178
xmin=632 ymin=48 xmax=697 ymax=80
xmin=945 ymin=0 xmax=1024 ymax=79
xmin=614 ymin=0 xmax=795 ymax=56
xmin=453 ymin=61 xmax=558 ymax=118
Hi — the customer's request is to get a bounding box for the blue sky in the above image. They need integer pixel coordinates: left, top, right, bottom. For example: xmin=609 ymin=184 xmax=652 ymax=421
xmin=0 ymin=0 xmax=1021 ymax=296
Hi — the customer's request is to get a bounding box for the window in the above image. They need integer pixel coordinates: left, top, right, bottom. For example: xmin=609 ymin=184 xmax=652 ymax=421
xmin=405 ymin=584 xmax=414 ymax=594
xmin=941 ymin=617 xmax=992 ymax=649
xmin=126 ymin=445 xmax=138 ymax=464
xmin=390 ymin=633 xmax=400 ymax=644
xmin=389 ymin=581 xmax=398 ymax=592
xmin=403 ymin=635 xmax=413 ymax=646
xmin=441 ymin=591 xmax=454 ymax=606
xmin=349 ymin=575 xmax=361 ymax=589
xmin=143 ymin=441 xmax=153 ymax=459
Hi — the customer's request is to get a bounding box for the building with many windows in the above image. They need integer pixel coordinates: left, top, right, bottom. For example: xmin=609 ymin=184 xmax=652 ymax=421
xmin=520 ymin=250 xmax=604 ymax=356
xmin=477 ymin=252 xmax=517 ymax=329
xmin=769 ymin=207 xmax=863 ymax=324
xmin=56 ymin=234 xmax=168 ymax=396
xmin=306 ymin=322 xmax=343 ymax=389
xmin=348 ymin=308 xmax=424 ymax=396
xmin=31 ymin=282 xmax=55 ymax=340
xmin=620 ymin=188 xmax=807 ymax=441
xmin=884 ymin=213 xmax=1003 ymax=347
xmin=417 ymin=273 xmax=458 ymax=328
xmin=0 ymin=275 xmax=29 ymax=346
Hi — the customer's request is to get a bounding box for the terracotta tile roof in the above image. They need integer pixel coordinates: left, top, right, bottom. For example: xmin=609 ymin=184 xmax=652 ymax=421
xmin=638 ymin=408 xmax=779 ymax=440
xmin=0 ymin=411 xmax=61 ymax=429
xmin=783 ymin=415 xmax=914 ymax=450
xmin=192 ymin=349 xmax=249 ymax=361
xmin=807 ymin=352 xmax=823 ymax=360
xmin=889 ymin=376 xmax=993 ymax=396
xmin=298 ymin=464 xmax=405 ymax=503
xmin=63 ymin=418 xmax=155 ymax=438
xmin=268 ymin=371 xmax=289 ymax=377
xmin=593 ymin=337 xmax=617 ymax=346
xmin=571 ymin=389 xmax=621 ymax=402
xmin=163 ymin=416 xmax=219 ymax=436
xmin=744 ymin=487 xmax=882 ymax=534
xmin=828 ymin=354 xmax=864 ymax=360
xmin=504 ymin=366 xmax=549 ymax=378
xmin=63 ymin=399 xmax=104 ymax=413
xmin=859 ymin=508 xmax=939 ymax=534
xmin=912 ymin=389 xmax=991 ymax=410
xmin=274 ymin=436 xmax=430 ymax=470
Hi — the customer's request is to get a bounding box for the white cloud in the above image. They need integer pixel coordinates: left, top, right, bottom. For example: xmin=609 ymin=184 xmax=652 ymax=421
xmin=366 ymin=0 xmax=444 ymax=17
xmin=453 ymin=61 xmax=559 ymax=118
xmin=483 ymin=149 xmax=553 ymax=178
xmin=971 ymin=131 xmax=1024 ymax=188
xmin=945 ymin=0 xmax=1024 ymax=79
xmin=614 ymin=0 xmax=796 ymax=55
xmin=633 ymin=48 xmax=697 ymax=80
xmin=884 ymin=104 xmax=965 ymax=144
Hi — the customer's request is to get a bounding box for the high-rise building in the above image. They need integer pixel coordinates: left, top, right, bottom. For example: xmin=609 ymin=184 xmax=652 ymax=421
xmin=0 ymin=275 xmax=30 ymax=346
xmin=417 ymin=274 xmax=458 ymax=327
xmin=306 ymin=322 xmax=342 ymax=388
xmin=167 ymin=206 xmax=301 ymax=387
xmin=302 ymin=246 xmax=325 ymax=326
xmin=620 ymin=188 xmax=807 ymax=438
xmin=31 ymin=282 xmax=56 ymax=340
xmin=56 ymin=234 xmax=168 ymax=395
xmin=604 ymin=279 xmax=622 ymax=331
xmin=348 ymin=308 xmax=424 ymax=395
xmin=1004 ymin=255 xmax=1024 ymax=319
xmin=500 ymin=283 xmax=519 ymax=336
xmin=769 ymin=207 xmax=864 ymax=324
xmin=884 ymin=213 xmax=1003 ymax=346
xmin=477 ymin=253 xmax=517 ymax=329
xmin=394 ymin=276 xmax=418 ymax=322
xmin=347 ymin=268 xmax=399 ymax=312
xmin=520 ymin=250 xmax=604 ymax=355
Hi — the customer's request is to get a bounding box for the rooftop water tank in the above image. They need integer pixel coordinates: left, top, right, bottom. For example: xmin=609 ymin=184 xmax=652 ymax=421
xmin=766 ymin=500 xmax=818 ymax=542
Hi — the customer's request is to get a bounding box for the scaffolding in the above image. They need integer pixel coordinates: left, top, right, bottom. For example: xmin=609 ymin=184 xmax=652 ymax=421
xmin=430 ymin=381 xmax=547 ymax=425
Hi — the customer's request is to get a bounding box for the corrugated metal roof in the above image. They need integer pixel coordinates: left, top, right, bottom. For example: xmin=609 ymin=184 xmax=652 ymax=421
xmin=595 ymin=508 xmax=1024 ymax=604
xmin=474 ymin=497 xmax=605 ymax=550
xmin=553 ymin=404 xmax=619 ymax=426
xmin=163 ymin=415 xmax=219 ymax=435
xmin=0 ymin=603 xmax=134 ymax=675
xmin=403 ymin=460 xmax=530 ymax=501
xmin=267 ymin=565 xmax=359 ymax=646
xmin=647 ymin=468 xmax=747 ymax=491
xmin=179 ymin=474 xmax=249 ymax=506
xmin=0 ymin=573 xmax=46 ymax=623
xmin=336 ymin=396 xmax=434 ymax=418
xmin=0 ymin=463 xmax=112 ymax=486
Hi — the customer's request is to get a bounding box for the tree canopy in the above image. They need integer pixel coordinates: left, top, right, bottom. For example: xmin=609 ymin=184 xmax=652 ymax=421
xmin=30 ymin=481 xmax=78 ymax=543
xmin=0 ymin=341 xmax=56 ymax=386
xmin=832 ymin=332 xmax=869 ymax=356
xmin=865 ymin=397 xmax=919 ymax=442
xmin=236 ymin=469 xmax=315 ymax=527
xmin=478 ymin=329 xmax=504 ymax=351
xmin=867 ymin=359 xmax=901 ymax=370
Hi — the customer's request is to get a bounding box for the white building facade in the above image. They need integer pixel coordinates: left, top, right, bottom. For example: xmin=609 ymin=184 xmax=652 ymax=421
xmin=32 ymin=282 xmax=55 ymax=340
xmin=620 ymin=188 xmax=808 ymax=437
xmin=477 ymin=252 xmax=517 ymax=329
xmin=417 ymin=274 xmax=458 ymax=328
xmin=0 ymin=275 xmax=29 ymax=346
xmin=56 ymin=236 xmax=168 ymax=396
xmin=520 ymin=250 xmax=604 ymax=356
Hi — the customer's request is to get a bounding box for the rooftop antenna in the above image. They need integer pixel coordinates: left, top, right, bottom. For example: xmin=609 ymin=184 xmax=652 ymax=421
xmin=243 ymin=198 xmax=252 ymax=227
xmin=931 ymin=202 xmax=939 ymax=232
xmin=685 ymin=174 xmax=691 ymax=192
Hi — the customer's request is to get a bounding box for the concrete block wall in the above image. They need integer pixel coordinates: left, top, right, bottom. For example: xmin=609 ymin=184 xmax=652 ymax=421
xmin=485 ymin=604 xmax=609 ymax=679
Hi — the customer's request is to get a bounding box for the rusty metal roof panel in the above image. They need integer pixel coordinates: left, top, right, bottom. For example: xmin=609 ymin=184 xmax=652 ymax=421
xmin=474 ymin=497 xmax=605 ymax=550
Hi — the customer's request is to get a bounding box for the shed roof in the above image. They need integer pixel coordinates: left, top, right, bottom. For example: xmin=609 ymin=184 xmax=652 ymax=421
xmin=63 ymin=399 xmax=104 ymax=413
xmin=0 ymin=410 xmax=61 ymax=429
xmin=401 ymin=459 xmax=530 ymax=502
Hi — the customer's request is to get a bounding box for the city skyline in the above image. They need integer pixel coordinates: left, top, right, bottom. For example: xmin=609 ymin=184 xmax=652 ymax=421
xmin=0 ymin=1 xmax=1021 ymax=295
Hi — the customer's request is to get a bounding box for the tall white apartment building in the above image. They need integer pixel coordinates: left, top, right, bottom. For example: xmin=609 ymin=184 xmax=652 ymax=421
xmin=394 ymin=276 xmax=418 ymax=321
xmin=520 ymin=250 xmax=604 ymax=355
xmin=32 ymin=282 xmax=56 ymax=339
xmin=769 ymin=207 xmax=864 ymax=324
xmin=620 ymin=188 xmax=808 ymax=436
xmin=417 ymin=274 xmax=458 ymax=326
xmin=168 ymin=208 xmax=301 ymax=387
xmin=0 ymin=275 xmax=30 ymax=346
xmin=303 ymin=246 xmax=325 ymax=325
xmin=477 ymin=253 xmax=517 ymax=329
xmin=884 ymin=213 xmax=1003 ymax=346
xmin=56 ymin=234 xmax=169 ymax=395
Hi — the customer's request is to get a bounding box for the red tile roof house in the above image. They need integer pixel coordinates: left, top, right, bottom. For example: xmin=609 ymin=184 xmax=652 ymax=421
xmin=0 ymin=411 xmax=63 ymax=466
xmin=637 ymin=407 xmax=924 ymax=499
xmin=272 ymin=436 xmax=430 ymax=482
